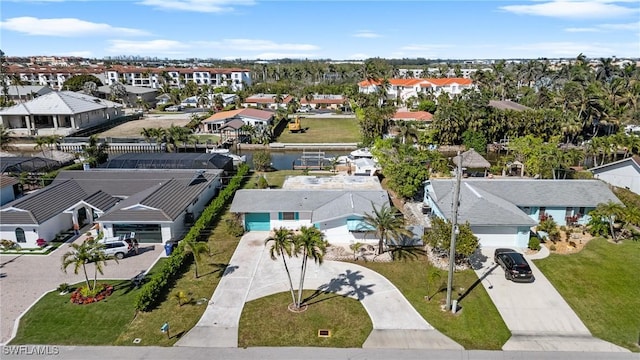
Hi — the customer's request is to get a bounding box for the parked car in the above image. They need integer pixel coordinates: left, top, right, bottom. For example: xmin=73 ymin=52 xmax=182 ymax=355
xmin=494 ymin=248 xmax=534 ymax=282
xmin=99 ymin=238 xmax=138 ymax=259
xmin=165 ymin=105 xmax=183 ymax=112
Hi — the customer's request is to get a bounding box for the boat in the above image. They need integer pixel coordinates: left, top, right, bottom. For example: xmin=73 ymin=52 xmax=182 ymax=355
xmin=207 ymin=148 xmax=230 ymax=154
xmin=206 ymin=148 xmax=246 ymax=167
xmin=350 ymin=148 xmax=374 ymax=159
xmin=323 ymin=155 xmax=351 ymax=164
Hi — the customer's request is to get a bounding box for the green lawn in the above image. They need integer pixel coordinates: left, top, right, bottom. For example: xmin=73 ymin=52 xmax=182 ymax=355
xmin=360 ymin=258 xmax=511 ymax=350
xmin=239 ymin=291 xmax=372 ymax=348
xmin=534 ymin=238 xmax=640 ymax=352
xmin=246 ymin=170 xmax=331 ymax=189
xmin=276 ymin=117 xmax=360 ymax=143
xmin=11 ymin=259 xmax=166 ymax=345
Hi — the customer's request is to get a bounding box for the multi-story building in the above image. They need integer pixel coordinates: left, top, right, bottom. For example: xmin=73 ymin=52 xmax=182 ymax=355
xmin=5 ymin=65 xmax=252 ymax=92
xmin=358 ymin=78 xmax=474 ymax=103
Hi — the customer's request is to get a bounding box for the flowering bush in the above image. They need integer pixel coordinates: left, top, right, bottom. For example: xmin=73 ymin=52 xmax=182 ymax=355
xmin=70 ymin=284 xmax=113 ymax=305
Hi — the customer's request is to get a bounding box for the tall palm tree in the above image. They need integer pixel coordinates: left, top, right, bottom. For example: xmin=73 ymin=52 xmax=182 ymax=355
xmin=294 ymin=226 xmax=327 ymax=309
xmin=61 ymin=239 xmax=107 ymax=291
xmin=265 ymin=228 xmax=297 ymax=306
xmin=363 ymin=203 xmax=411 ymax=255
xmin=590 ymin=201 xmax=626 ymax=242
xmin=87 ymin=240 xmax=117 ymax=290
xmin=182 ymin=237 xmax=210 ymax=278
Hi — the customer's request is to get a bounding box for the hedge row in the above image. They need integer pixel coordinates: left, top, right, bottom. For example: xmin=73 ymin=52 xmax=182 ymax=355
xmin=134 ymin=164 xmax=250 ymax=312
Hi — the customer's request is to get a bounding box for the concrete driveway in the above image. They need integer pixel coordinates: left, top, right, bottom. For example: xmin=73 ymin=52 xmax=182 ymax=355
xmin=471 ymin=246 xmax=629 ymax=352
xmin=0 ymin=235 xmax=164 ymax=345
xmin=176 ymin=232 xmax=462 ymax=350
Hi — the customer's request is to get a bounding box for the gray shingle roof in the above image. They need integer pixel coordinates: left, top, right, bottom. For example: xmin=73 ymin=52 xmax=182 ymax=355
xmin=0 ymin=175 xmax=19 ymax=189
xmin=84 ymin=190 xmax=120 ymax=211
xmin=429 ymin=179 xmax=621 ymax=226
xmin=1 ymin=180 xmax=85 ymax=224
xmin=230 ymin=189 xmax=390 ymax=223
xmin=97 ymin=85 xmax=157 ymax=95
xmin=8 ymin=85 xmax=54 ymax=97
xmin=0 ymin=91 xmax=119 ymax=116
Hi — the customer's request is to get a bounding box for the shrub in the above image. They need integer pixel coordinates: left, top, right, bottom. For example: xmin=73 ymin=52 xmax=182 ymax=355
xmin=56 ymin=283 xmax=71 ymax=293
xmin=224 ymin=218 xmax=245 ymax=237
xmin=135 ymin=164 xmax=249 ymax=312
xmin=549 ymin=244 xmax=557 ymax=251
xmin=0 ymin=239 xmax=20 ymax=251
xmin=256 ymin=175 xmax=268 ymax=189
xmin=528 ymin=236 xmax=541 ymax=251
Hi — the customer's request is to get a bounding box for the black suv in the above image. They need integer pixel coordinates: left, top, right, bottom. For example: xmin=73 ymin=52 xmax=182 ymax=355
xmin=494 ymin=248 xmax=534 ymax=283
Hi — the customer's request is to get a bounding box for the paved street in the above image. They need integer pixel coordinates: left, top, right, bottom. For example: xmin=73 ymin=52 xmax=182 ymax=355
xmin=0 ymin=235 xmax=164 ymax=345
xmin=471 ymin=246 xmax=629 ymax=352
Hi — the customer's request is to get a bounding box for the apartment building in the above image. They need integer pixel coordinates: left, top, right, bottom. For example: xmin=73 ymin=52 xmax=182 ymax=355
xmin=358 ymin=77 xmax=475 ymax=103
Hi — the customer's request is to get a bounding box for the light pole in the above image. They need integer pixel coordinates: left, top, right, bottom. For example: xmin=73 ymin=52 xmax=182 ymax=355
xmin=445 ymin=151 xmax=463 ymax=312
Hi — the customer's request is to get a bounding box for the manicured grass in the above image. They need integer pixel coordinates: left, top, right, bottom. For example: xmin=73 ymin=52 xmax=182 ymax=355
xmin=359 ymin=257 xmax=511 ymax=350
xmin=276 ymin=117 xmax=360 ymax=143
xmin=10 ymin=260 xmax=165 ymax=345
xmin=534 ymin=238 xmax=640 ymax=352
xmin=238 ymin=291 xmax=372 ymax=348
xmin=113 ymin=213 xmax=242 ymax=346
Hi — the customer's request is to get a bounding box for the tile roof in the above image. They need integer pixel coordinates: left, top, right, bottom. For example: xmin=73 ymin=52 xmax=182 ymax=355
xmin=230 ymin=189 xmax=389 ymax=223
xmin=358 ymin=78 xmax=473 ymax=87
xmin=203 ymin=108 xmax=274 ymax=123
xmin=392 ymin=111 xmax=433 ymax=121
xmin=244 ymin=94 xmax=293 ymax=104
xmin=1 ymin=181 xmax=123 ymax=225
xmin=0 ymin=91 xmax=120 ymax=116
xmin=300 ymin=95 xmax=345 ymax=104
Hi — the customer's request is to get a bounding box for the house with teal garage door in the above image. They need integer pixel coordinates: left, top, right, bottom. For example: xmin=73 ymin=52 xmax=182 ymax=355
xmin=230 ymin=188 xmax=390 ymax=244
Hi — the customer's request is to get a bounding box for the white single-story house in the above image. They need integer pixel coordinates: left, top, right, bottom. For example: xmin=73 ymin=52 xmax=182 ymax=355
xmin=179 ymin=93 xmax=237 ymax=109
xmin=242 ymin=94 xmax=293 ymax=110
xmin=300 ymin=94 xmax=344 ymax=109
xmin=590 ymin=156 xmax=640 ymax=195
xmin=0 ymin=91 xmax=123 ymax=136
xmin=0 ymin=169 xmax=223 ymax=247
xmin=231 ymin=176 xmax=390 ymax=244
xmin=353 ymin=158 xmax=380 ymax=176
xmin=424 ymin=179 xmax=621 ymax=248
xmin=202 ymin=108 xmax=274 ymax=133
xmin=156 ymin=93 xmax=172 ymax=106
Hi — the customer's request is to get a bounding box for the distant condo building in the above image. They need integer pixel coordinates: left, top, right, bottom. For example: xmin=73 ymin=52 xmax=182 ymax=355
xmin=358 ymin=78 xmax=475 ymax=102
xmin=4 ymin=65 xmax=252 ymax=91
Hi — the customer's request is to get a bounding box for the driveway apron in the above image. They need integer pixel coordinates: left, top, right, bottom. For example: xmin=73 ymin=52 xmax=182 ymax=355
xmin=472 ymin=247 xmax=629 ymax=352
xmin=176 ymin=232 xmax=462 ymax=350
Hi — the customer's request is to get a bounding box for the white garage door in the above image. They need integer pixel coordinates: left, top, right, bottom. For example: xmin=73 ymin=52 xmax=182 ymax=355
xmin=471 ymin=226 xmax=518 ymax=248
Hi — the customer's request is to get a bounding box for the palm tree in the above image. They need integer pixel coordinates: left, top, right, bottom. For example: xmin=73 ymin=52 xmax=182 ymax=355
xmin=265 ymin=228 xmax=297 ymax=306
xmin=182 ymin=237 xmax=210 ymax=278
xmin=1 ymin=125 xmax=15 ymax=151
xmin=363 ymin=203 xmax=411 ymax=255
xmin=61 ymin=239 xmax=106 ymax=291
xmin=590 ymin=201 xmax=626 ymax=242
xmin=293 ymin=226 xmax=327 ymax=309
xmin=88 ymin=240 xmax=117 ymax=290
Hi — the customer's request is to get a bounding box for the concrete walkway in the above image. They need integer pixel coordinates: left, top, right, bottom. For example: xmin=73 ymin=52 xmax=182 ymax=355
xmin=471 ymin=247 xmax=629 ymax=352
xmin=176 ymin=232 xmax=462 ymax=350
xmin=0 ymin=235 xmax=164 ymax=345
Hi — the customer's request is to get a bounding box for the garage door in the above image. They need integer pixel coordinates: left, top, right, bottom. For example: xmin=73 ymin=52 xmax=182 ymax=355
xmin=245 ymin=213 xmax=270 ymax=231
xmin=471 ymin=226 xmax=517 ymax=248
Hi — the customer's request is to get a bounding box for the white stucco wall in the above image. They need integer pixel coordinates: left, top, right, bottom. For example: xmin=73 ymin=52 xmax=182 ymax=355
xmin=0 ymin=225 xmax=38 ymax=247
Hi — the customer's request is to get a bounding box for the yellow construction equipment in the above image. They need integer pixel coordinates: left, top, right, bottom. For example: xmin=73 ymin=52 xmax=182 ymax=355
xmin=288 ymin=116 xmax=302 ymax=133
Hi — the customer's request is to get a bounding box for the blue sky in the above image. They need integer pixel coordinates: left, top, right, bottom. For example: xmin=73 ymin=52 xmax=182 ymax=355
xmin=1 ymin=0 xmax=639 ymax=60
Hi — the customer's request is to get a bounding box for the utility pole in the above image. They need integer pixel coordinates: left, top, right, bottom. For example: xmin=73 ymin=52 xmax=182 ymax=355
xmin=445 ymin=151 xmax=463 ymax=312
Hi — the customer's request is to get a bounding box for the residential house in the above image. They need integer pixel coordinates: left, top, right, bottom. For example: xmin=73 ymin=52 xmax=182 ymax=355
xmin=300 ymin=94 xmax=344 ymax=110
xmin=156 ymin=93 xmax=172 ymax=106
xmin=5 ymin=85 xmax=54 ymax=104
xmin=95 ymin=85 xmax=158 ymax=108
xmin=424 ymin=179 xmax=621 ymax=248
xmin=392 ymin=111 xmax=433 ymax=123
xmin=100 ymin=152 xmax=234 ymax=173
xmin=358 ymin=78 xmax=474 ymax=103
xmin=180 ymin=93 xmax=238 ymax=109
xmin=353 ymin=158 xmax=380 ymax=176
xmin=231 ymin=176 xmax=390 ymax=244
xmin=590 ymin=156 xmax=640 ymax=195
xmin=0 ymin=169 xmax=223 ymax=247
xmin=242 ymin=94 xmax=293 ymax=110
xmin=202 ymin=108 xmax=274 ymax=134
xmin=0 ymin=91 xmax=123 ymax=136
xmin=0 ymin=176 xmax=19 ymax=205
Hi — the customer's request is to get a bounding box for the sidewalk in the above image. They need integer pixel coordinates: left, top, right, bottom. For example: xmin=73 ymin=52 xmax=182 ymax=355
xmin=176 ymin=232 xmax=462 ymax=350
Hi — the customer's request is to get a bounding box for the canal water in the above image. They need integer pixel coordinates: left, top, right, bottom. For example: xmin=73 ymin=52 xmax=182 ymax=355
xmin=235 ymin=149 xmax=347 ymax=170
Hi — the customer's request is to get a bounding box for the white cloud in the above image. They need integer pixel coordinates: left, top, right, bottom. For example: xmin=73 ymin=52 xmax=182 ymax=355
xmin=107 ymin=39 xmax=190 ymax=55
xmin=0 ymin=17 xmax=149 ymax=37
xmin=509 ymin=41 xmax=622 ymax=57
xmin=253 ymin=52 xmax=317 ymax=59
xmin=565 ymin=27 xmax=601 ymax=32
xmin=137 ymin=0 xmax=256 ymax=13
xmin=197 ymin=39 xmax=319 ymax=51
xmin=353 ymin=30 xmax=381 ymax=38
xmin=500 ymin=1 xmax=636 ymax=19
xmin=599 ymin=21 xmax=640 ymax=30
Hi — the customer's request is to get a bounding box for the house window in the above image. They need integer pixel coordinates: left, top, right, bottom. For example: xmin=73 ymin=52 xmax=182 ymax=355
xmin=15 ymin=228 xmax=26 ymax=243
xmin=565 ymin=207 xmax=573 ymax=217
xmin=280 ymin=212 xmax=297 ymax=220
xmin=578 ymin=207 xmax=585 ymax=217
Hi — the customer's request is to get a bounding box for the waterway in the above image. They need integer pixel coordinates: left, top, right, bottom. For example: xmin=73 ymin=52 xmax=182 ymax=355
xmin=234 ymin=149 xmax=347 ymax=170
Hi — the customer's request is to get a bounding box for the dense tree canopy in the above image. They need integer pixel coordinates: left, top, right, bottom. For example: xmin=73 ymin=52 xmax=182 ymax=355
xmin=62 ymin=75 xmax=103 ymax=91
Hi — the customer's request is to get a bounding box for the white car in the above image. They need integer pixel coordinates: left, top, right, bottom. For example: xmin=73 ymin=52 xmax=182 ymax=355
xmin=99 ymin=238 xmax=137 ymax=259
